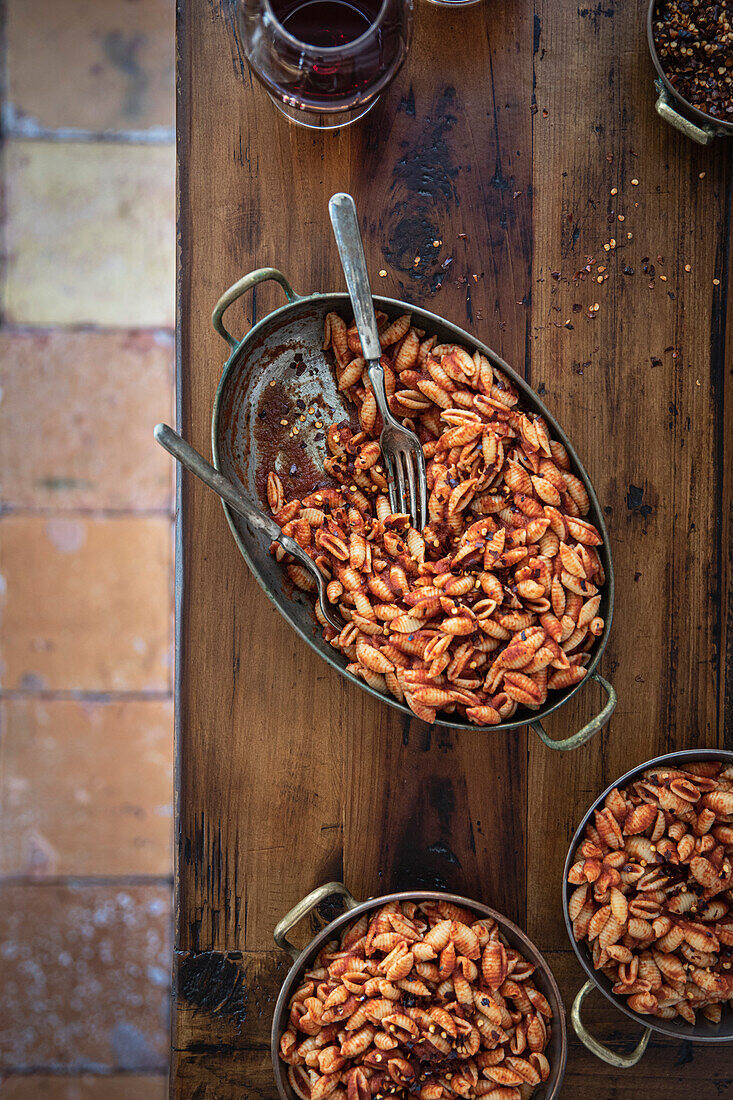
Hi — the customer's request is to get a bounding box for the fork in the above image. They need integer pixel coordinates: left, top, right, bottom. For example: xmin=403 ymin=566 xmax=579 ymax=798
xmin=153 ymin=423 xmax=342 ymax=631
xmin=328 ymin=192 xmax=428 ymax=531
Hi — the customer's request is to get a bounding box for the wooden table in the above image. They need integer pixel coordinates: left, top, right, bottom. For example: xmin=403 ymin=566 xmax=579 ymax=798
xmin=174 ymin=0 xmax=733 ymax=1094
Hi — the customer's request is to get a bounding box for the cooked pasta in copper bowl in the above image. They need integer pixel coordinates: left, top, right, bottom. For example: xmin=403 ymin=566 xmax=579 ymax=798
xmin=271 ymin=884 xmax=567 ymax=1099
xmin=563 ymin=749 xmax=733 ymax=1068
xmin=266 ymin=312 xmax=606 ymax=731
xmin=212 ymin=263 xmax=615 ymax=747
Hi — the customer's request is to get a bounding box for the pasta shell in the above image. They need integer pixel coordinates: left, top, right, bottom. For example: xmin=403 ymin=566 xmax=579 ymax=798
xmin=609 ymin=887 xmax=629 ymax=924
xmin=340 ymin=1024 xmax=376 ymax=1058
xmin=702 ymin=791 xmax=733 ymax=817
xmin=689 ymin=855 xmax=721 ymax=890
xmin=450 ymin=921 xmax=481 ymax=960
xmin=382 ymin=1012 xmax=419 ymax=1038
xmin=627 ymin=992 xmax=658 ymax=1015
xmin=482 ymin=940 xmax=508 ymax=988
xmin=594 ymin=808 xmax=624 ymax=849
xmin=438 ymin=940 xmax=457 ymax=979
xmin=623 ymin=803 xmax=658 ymax=836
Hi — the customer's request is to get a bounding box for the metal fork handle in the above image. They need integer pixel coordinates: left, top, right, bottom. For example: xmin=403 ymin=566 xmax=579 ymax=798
xmin=154 ymin=423 xmax=281 ymax=543
xmin=328 ymin=193 xmax=382 ymax=362
xmin=367 ymin=360 xmax=396 ymax=427
xmin=329 ymin=193 xmax=397 ymax=427
xmin=155 ymin=424 xmax=342 ymax=630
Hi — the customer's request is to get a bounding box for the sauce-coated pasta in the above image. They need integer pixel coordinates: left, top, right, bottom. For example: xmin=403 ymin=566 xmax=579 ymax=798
xmin=568 ymin=759 xmax=733 ymax=1025
xmin=266 ymin=311 xmax=606 ymax=726
xmin=280 ymin=898 xmax=553 ymax=1099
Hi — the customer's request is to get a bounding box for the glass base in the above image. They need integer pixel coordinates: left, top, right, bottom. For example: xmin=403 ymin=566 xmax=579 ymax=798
xmin=267 ymin=91 xmax=380 ymax=129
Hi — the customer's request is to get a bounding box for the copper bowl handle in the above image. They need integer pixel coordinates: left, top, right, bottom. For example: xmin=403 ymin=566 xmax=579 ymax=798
xmin=530 ymin=672 xmax=616 ymax=751
xmin=273 ymin=882 xmax=360 ymax=960
xmin=572 ymin=980 xmax=652 ymax=1067
xmin=211 ymin=267 xmax=300 ymax=348
xmin=654 ymin=81 xmax=716 ymax=146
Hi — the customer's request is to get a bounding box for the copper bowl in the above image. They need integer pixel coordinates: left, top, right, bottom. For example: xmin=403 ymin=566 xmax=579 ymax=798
xmin=647 ymin=0 xmax=733 ymax=145
xmin=271 ymin=882 xmax=568 ymax=1098
xmin=563 ymin=748 xmax=733 ymax=1068
xmin=211 ymin=267 xmax=616 ymax=749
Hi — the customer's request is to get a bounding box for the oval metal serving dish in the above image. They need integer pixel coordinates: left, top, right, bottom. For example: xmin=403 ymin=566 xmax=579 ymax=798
xmin=271 ymin=883 xmax=568 ymax=1100
xmin=211 ymin=267 xmax=616 ymax=749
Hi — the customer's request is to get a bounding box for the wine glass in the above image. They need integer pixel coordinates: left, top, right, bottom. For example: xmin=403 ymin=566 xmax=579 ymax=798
xmin=237 ymin=0 xmax=413 ymax=129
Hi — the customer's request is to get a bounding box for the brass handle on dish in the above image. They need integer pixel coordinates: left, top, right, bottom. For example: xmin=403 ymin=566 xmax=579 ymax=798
xmin=273 ymin=882 xmax=360 ymax=961
xmin=530 ymin=672 xmax=616 ymax=752
xmin=654 ymin=81 xmax=717 ymax=146
xmin=212 ymin=267 xmax=300 ymax=347
xmin=571 ymin=980 xmax=652 ymax=1068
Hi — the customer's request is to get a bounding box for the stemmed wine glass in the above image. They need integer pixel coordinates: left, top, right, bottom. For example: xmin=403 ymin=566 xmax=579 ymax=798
xmin=237 ymin=0 xmax=413 ymax=129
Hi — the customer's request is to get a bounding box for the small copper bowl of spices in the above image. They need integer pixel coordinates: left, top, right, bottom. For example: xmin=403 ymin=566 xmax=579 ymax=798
xmin=648 ymin=0 xmax=733 ymax=144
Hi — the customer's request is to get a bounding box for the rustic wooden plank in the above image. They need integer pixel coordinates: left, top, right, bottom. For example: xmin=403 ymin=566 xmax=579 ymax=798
xmin=174 ymin=950 xmax=287 ymax=1050
xmin=175 ymin=2 xmax=536 ymax=933
xmin=177 ymin=0 xmax=352 ymax=961
xmin=344 ymin=714 xmax=527 ymax=924
xmin=527 ymin=0 xmax=733 ymax=950
xmin=721 ymin=172 xmax=733 ymax=761
xmin=173 ymin=1048 xmax=276 ymax=1099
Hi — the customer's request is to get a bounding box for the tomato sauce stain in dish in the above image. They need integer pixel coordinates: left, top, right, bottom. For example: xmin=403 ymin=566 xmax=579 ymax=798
xmin=254 ymin=352 xmax=358 ymax=508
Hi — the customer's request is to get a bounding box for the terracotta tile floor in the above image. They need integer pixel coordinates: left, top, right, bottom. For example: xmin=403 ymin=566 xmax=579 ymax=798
xmin=0 ymin=1 xmax=175 ymax=1094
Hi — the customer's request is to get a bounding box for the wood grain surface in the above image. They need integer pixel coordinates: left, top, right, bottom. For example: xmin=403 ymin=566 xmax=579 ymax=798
xmin=174 ymin=0 xmax=733 ymax=1095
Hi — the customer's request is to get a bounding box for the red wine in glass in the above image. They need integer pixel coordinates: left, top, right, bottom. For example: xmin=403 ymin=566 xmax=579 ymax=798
xmin=275 ymin=0 xmax=379 ymax=49
xmin=238 ymin=0 xmax=413 ymax=128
